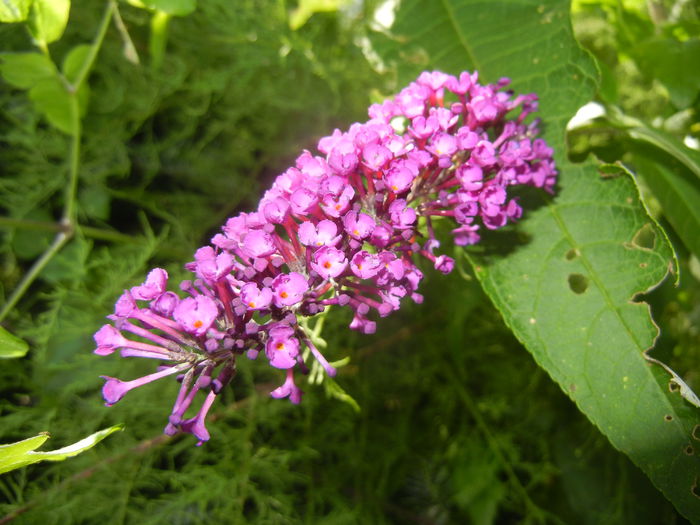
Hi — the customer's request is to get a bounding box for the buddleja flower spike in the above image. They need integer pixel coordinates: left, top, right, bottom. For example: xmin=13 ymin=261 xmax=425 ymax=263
xmin=94 ymin=70 xmax=556 ymax=445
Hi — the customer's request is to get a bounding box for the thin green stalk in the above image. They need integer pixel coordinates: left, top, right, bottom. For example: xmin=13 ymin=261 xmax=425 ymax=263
xmin=149 ymin=10 xmax=171 ymax=71
xmin=0 ymin=218 xmax=68 ymax=234
xmin=112 ymin=3 xmax=140 ymax=64
xmin=63 ymin=96 xmax=82 ymax=224
xmin=0 ymin=231 xmax=72 ymax=322
xmin=70 ymin=1 xmax=116 ymax=92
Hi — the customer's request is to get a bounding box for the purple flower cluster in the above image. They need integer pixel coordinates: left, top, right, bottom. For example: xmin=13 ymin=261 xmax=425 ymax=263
xmin=94 ymin=70 xmax=557 ymax=444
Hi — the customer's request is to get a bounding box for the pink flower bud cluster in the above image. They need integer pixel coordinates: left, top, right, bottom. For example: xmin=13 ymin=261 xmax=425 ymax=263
xmin=94 ymin=70 xmax=557 ymax=444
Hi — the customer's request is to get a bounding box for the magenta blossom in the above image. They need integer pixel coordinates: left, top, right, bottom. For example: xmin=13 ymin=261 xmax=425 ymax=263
xmin=94 ymin=69 xmax=557 ymax=445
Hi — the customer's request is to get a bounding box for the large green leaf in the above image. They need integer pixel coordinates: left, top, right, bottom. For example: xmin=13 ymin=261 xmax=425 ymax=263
xmin=0 ymin=425 xmax=123 ymax=474
xmin=370 ymin=0 xmax=700 ymax=520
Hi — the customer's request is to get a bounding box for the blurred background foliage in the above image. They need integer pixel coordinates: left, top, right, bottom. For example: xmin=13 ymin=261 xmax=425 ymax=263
xmin=0 ymin=0 xmax=696 ymax=523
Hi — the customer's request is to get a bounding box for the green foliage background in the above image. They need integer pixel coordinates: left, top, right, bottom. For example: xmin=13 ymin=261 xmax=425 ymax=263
xmin=1 ymin=0 xmax=698 ymax=523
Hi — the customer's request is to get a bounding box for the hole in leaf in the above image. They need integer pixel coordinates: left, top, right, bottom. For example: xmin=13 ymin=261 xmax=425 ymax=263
xmin=664 ymin=415 xmax=673 ymax=422
xmin=631 ymin=223 xmax=656 ymax=250
xmin=568 ymin=273 xmax=589 ymax=294
xmin=693 ymin=425 xmax=700 ymax=441
xmin=565 ymin=248 xmax=579 ymax=261
xmin=693 ymin=480 xmax=700 ymax=499
xmin=684 ymin=445 xmax=694 ymax=456
xmin=670 ymin=381 xmax=681 ymax=393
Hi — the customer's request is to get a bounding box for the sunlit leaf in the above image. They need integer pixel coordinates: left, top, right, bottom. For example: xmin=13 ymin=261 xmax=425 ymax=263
xmin=127 ymin=0 xmax=195 ymax=16
xmin=0 ymin=325 xmax=29 ymax=358
xmin=289 ymin=0 xmax=349 ymax=30
xmin=0 ymin=0 xmax=32 ymax=23
xmin=370 ymin=0 xmax=700 ymax=519
xmin=28 ymin=0 xmax=70 ymax=45
xmin=0 ymin=425 xmax=123 ymax=475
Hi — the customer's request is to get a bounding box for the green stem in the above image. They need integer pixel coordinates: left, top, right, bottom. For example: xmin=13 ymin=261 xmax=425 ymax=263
xmin=0 ymin=99 xmax=80 ymax=323
xmin=0 ymin=3 xmax=117 ymax=322
xmin=112 ymin=3 xmax=140 ymax=64
xmin=70 ymin=1 xmax=116 ymax=92
xmin=149 ymin=10 xmax=171 ymax=71
xmin=64 ymin=96 xmax=82 ymax=224
xmin=0 ymin=231 xmax=71 ymax=322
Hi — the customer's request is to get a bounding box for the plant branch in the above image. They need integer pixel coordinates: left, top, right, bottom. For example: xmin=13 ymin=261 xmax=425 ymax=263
xmin=70 ymin=2 xmax=116 ymax=92
xmin=0 ymin=230 xmax=72 ymax=322
xmin=0 ymin=3 xmax=117 ymax=322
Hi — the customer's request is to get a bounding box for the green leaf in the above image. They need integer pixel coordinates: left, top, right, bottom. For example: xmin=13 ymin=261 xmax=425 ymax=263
xmin=61 ymin=43 xmax=91 ymax=83
xmin=0 ymin=325 xmax=29 ymax=358
xmin=28 ymin=75 xmax=88 ymax=135
xmin=625 ymin=120 xmax=700 ymax=182
xmin=633 ymin=38 xmax=700 ymax=109
xmin=632 ymin=147 xmax=700 ymax=261
xmin=127 ymin=0 xmax=196 ymax=16
xmin=28 ymin=0 xmax=70 ymax=45
xmin=371 ymin=0 xmax=700 ymax=520
xmin=289 ymin=0 xmax=349 ymax=30
xmin=0 ymin=0 xmax=32 ymax=23
xmin=0 ymin=425 xmax=123 ymax=475
xmin=0 ymin=52 xmax=56 ymax=89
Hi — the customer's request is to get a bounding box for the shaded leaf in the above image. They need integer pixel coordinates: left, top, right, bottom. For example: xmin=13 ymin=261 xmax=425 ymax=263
xmin=370 ymin=0 xmax=700 ymax=519
xmin=0 ymin=0 xmax=32 ymax=22
xmin=633 ymin=147 xmax=700 ymax=261
xmin=0 ymin=325 xmax=29 ymax=358
xmin=28 ymin=75 xmax=88 ymax=135
xmin=0 ymin=52 xmax=55 ymax=89
xmin=0 ymin=425 xmax=123 ymax=475
xmin=625 ymin=121 xmax=700 ymax=182
xmin=633 ymin=38 xmax=700 ymax=109
xmin=61 ymin=43 xmax=91 ymax=83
